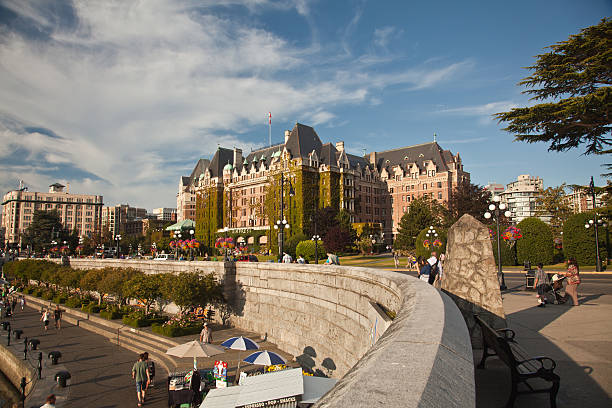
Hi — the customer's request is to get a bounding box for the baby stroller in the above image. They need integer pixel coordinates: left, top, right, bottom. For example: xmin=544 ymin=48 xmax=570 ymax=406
xmin=547 ymin=274 xmax=568 ymax=304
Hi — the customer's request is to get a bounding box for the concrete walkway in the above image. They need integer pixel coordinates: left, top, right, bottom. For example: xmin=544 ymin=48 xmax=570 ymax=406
xmin=2 ymin=304 xmax=296 ymax=408
xmin=476 ymin=286 xmax=612 ymax=407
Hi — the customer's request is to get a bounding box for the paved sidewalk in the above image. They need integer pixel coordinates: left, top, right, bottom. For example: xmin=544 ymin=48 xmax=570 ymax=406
xmin=476 ymin=286 xmax=612 ymax=407
xmin=2 ymin=304 xmax=296 ymax=408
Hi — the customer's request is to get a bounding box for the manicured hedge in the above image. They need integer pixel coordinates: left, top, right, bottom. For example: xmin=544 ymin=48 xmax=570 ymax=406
xmin=516 ymin=218 xmax=554 ymax=265
xmin=295 ymin=240 xmax=326 ymax=262
xmin=65 ymin=297 xmax=84 ymax=308
xmin=563 ymin=211 xmax=608 ymax=267
xmin=123 ymin=316 xmax=167 ymax=328
xmin=151 ymin=323 xmax=201 ymax=337
xmin=52 ymin=295 xmax=67 ymax=304
xmin=100 ymin=310 xmax=125 ymax=320
xmin=492 ymin=239 xmax=517 ymax=266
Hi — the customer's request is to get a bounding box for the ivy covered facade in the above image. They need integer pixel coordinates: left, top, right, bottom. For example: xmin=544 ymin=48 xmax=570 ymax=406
xmin=182 ymin=123 xmax=469 ymax=253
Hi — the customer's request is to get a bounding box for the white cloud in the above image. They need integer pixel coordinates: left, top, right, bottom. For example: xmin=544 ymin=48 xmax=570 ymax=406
xmin=439 ymin=101 xmax=518 ymax=116
xmin=373 ymin=26 xmax=401 ymax=48
xmin=0 ymin=0 xmax=471 ymax=208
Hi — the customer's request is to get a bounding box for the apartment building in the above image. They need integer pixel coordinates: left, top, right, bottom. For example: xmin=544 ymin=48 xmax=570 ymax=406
xmin=566 ymin=187 xmax=605 ymax=213
xmin=499 ymin=174 xmax=548 ymax=224
xmin=1 ymin=183 xmax=103 ymax=247
xmin=180 ymin=123 xmax=469 ymax=248
xmin=151 ymin=207 xmax=177 ymax=222
xmin=101 ymin=204 xmax=147 ymax=237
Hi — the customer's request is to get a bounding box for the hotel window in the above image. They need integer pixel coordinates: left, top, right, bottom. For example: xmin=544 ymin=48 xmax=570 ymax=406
xmin=437 ymin=182 xmax=442 ymax=188
xmin=423 ymin=184 xmax=427 ymax=190
xmin=438 ymin=192 xmax=443 ymax=199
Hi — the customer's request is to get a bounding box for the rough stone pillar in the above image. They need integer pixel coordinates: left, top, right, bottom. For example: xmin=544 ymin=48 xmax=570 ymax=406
xmin=441 ymin=214 xmax=506 ymax=348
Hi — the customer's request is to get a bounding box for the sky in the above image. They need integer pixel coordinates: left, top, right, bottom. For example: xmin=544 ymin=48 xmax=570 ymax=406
xmin=0 ymin=0 xmax=610 ymax=210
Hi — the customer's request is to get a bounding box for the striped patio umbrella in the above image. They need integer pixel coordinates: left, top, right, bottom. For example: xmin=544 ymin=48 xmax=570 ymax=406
xmin=243 ymin=350 xmax=286 ymax=366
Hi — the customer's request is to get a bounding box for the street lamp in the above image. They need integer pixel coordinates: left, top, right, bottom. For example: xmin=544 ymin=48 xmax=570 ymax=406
xmin=484 ymin=195 xmax=511 ymax=290
xmin=115 ymin=235 xmax=122 ymax=258
xmin=189 ymin=229 xmax=195 ymax=260
xmin=173 ymin=231 xmax=181 ymax=260
xmin=223 ymin=227 xmax=229 ymax=261
xmin=311 ymin=234 xmax=321 ymax=264
xmin=585 ymin=218 xmax=605 ymax=272
xmin=273 ymin=172 xmax=293 ymax=263
xmin=585 ymin=176 xmax=603 ymax=272
xmin=78 ymin=237 xmax=83 ymax=257
xmin=152 ymin=242 xmax=157 ymax=256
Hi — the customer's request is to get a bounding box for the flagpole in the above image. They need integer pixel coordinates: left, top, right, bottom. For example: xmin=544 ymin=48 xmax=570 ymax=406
xmin=268 ymin=112 xmax=271 ymax=147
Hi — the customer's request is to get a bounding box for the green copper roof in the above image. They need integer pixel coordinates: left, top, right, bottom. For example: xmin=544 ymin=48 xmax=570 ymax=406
xmin=223 ymin=162 xmax=233 ymax=171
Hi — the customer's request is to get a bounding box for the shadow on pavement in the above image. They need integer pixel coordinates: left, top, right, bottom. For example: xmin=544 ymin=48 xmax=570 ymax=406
xmin=475 ymin=291 xmax=610 ymax=407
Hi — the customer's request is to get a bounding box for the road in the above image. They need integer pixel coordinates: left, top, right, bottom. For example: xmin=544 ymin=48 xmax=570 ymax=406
xmin=392 ymin=269 xmax=612 ymax=295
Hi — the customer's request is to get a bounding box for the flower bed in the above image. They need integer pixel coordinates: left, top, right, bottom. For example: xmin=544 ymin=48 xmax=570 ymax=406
xmin=151 ymin=314 xmax=202 ymax=337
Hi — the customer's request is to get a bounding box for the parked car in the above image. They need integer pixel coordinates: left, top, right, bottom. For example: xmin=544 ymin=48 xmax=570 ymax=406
xmin=154 ymin=254 xmax=175 ymax=261
xmin=237 ymin=254 xmax=258 ymax=262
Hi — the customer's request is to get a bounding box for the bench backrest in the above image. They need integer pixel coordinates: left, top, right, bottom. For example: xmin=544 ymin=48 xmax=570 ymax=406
xmin=475 ymin=315 xmax=519 ymax=369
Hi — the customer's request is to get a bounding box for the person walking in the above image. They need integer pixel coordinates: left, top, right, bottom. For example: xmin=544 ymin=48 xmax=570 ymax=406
xmin=40 ymin=394 xmax=56 ymax=408
xmin=143 ymin=352 xmax=155 ymax=388
xmin=427 ymin=252 xmax=439 ymax=285
xmin=534 ymin=263 xmax=550 ymax=307
xmin=132 ymin=353 xmax=150 ymax=407
xmin=41 ymin=308 xmax=50 ymax=332
xmin=53 ymin=305 xmax=62 ymax=330
xmin=20 ymin=296 xmax=25 ymax=311
xmin=200 ymin=322 xmax=212 ymax=344
xmin=565 ymin=258 xmax=581 ymax=306
xmin=393 ymin=252 xmax=399 ymax=268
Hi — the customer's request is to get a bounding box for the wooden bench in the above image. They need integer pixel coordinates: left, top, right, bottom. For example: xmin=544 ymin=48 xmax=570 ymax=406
xmin=475 ymin=314 xmax=560 ymax=408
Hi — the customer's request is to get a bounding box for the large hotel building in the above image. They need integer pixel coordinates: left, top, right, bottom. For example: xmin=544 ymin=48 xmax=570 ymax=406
xmin=1 ymin=183 xmax=103 ymax=247
xmin=178 ymin=123 xmax=469 ymax=248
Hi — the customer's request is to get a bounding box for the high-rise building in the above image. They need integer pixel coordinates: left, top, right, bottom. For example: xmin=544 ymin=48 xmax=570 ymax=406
xmin=499 ymin=174 xmax=548 ymax=224
xmin=1 ymin=182 xmax=103 ymax=247
xmin=101 ymin=204 xmax=147 ymax=237
xmin=181 ymin=123 xmax=469 ymax=249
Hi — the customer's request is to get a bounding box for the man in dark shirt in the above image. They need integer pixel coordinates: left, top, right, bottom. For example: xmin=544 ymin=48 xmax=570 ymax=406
xmin=132 ymin=353 xmax=150 ymax=407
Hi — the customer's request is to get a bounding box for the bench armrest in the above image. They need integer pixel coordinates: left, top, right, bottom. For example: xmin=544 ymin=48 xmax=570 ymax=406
xmin=496 ymin=328 xmax=515 ymax=342
xmin=519 ymin=356 xmax=557 ymax=372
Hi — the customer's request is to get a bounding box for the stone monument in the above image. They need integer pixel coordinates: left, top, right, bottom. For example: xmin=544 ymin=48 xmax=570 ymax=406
xmin=441 ymin=214 xmax=506 ymax=347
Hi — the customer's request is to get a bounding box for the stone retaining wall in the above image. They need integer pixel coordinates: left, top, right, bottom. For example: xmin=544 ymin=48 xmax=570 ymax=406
xmin=0 ymin=343 xmax=35 ymax=401
xmin=50 ymin=258 xmax=474 ymax=407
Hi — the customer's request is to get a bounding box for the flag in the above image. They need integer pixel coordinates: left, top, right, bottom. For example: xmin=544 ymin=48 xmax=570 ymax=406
xmin=268 ymin=112 xmax=271 ymax=124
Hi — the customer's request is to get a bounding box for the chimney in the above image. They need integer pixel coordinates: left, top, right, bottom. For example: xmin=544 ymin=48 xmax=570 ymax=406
xmin=233 ymin=148 xmax=243 ymax=169
xmin=284 ymin=130 xmax=291 ymax=144
xmin=369 ymin=151 xmax=377 ymax=165
xmin=335 ymin=141 xmax=345 ymax=152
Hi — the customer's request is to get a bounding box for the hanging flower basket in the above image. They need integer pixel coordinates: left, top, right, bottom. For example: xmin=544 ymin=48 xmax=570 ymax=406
xmin=422 ymin=239 xmax=430 ymax=249
xmin=433 ymin=239 xmax=443 ymax=248
xmin=502 ymin=226 xmax=522 ymax=242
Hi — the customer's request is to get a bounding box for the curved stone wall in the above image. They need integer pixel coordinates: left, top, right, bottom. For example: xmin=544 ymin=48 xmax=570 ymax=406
xmin=50 ymin=259 xmax=474 ymax=407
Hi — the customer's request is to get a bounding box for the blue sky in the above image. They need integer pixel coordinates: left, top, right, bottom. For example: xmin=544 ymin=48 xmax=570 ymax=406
xmin=0 ymin=0 xmax=609 ymax=210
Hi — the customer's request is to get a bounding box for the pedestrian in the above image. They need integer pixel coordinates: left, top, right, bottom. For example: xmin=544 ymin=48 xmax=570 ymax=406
xmin=427 ymin=251 xmax=439 ymax=285
xmin=393 ymin=252 xmax=399 ymax=268
xmin=565 ymin=258 xmax=581 ymax=306
xmin=143 ymin=352 xmax=155 ymax=388
xmin=20 ymin=295 xmax=25 ymax=311
xmin=282 ymin=252 xmax=292 ymax=263
xmin=41 ymin=308 xmax=50 ymax=331
xmin=53 ymin=305 xmax=62 ymax=330
xmin=40 ymin=394 xmax=56 ymax=408
xmin=11 ymin=297 xmax=16 ymax=313
xmin=297 ymin=255 xmax=305 ymax=264
xmin=132 ymin=353 xmax=150 ymax=407
xmin=200 ymin=322 xmax=212 ymax=343
xmin=534 ymin=263 xmax=550 ymax=307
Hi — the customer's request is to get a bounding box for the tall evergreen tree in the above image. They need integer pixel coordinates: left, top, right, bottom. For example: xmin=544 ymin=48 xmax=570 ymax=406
xmin=495 ymin=18 xmax=611 ymax=171
xmin=447 ymin=180 xmax=491 ymax=225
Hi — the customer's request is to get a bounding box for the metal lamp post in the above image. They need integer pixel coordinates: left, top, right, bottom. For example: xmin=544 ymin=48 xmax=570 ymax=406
xmin=223 ymin=227 xmax=229 ymax=261
xmin=484 ymin=195 xmax=511 ymax=290
xmin=274 ymin=172 xmax=293 ymax=263
xmin=152 ymin=242 xmax=157 ymax=257
xmin=115 ymin=235 xmax=121 ymax=258
xmin=173 ymin=231 xmax=181 ymax=260
xmin=189 ymin=229 xmax=195 ymax=260
xmin=585 ymin=176 xmax=603 ymax=272
xmin=78 ymin=237 xmax=83 ymax=257
xmin=425 ymin=227 xmax=438 ymax=254
xmin=311 ymin=234 xmax=321 ymax=264
xmin=585 ymin=217 xmax=605 ymax=272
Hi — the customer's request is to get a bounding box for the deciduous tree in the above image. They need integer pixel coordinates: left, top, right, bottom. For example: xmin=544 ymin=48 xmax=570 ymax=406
xmin=447 ymin=180 xmax=492 ymax=225
xmin=535 ymin=184 xmax=573 ymax=235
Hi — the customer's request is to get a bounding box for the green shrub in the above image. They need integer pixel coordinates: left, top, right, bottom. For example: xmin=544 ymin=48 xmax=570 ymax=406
xmin=284 ymin=233 xmax=308 ymax=258
xmin=41 ymin=290 xmax=55 ymax=300
xmin=296 ymin=240 xmax=326 ymax=262
xmin=32 ymin=288 xmax=44 ymax=297
xmin=65 ymin=297 xmax=83 ymax=308
xmin=82 ymin=303 xmax=106 ymax=314
xmin=516 ymin=218 xmax=554 ymax=265
xmin=52 ymin=295 xmax=67 ymax=304
xmin=100 ymin=310 xmax=123 ymax=320
xmin=24 ymin=286 xmax=35 ymax=295
xmin=492 ymin=239 xmax=517 ymax=266
xmin=415 ymin=228 xmax=447 ymax=260
xmin=563 ymin=211 xmax=608 ymax=266
xmin=123 ymin=315 xmax=167 ymax=328
xmin=151 ymin=322 xmax=201 ymax=337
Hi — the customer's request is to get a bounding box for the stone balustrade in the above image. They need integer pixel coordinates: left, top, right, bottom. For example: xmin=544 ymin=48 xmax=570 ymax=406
xmin=48 ymin=258 xmax=474 ymax=407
